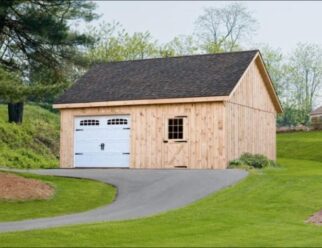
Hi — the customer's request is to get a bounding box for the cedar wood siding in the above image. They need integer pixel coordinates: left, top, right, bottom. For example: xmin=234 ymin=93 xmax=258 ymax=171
xmin=59 ymin=102 xmax=226 ymax=169
xmin=225 ymin=57 xmax=277 ymax=162
xmin=57 ymin=51 xmax=280 ymax=169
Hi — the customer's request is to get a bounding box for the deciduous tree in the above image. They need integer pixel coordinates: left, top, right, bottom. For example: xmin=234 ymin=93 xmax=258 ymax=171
xmin=195 ymin=3 xmax=257 ymax=52
xmin=285 ymin=43 xmax=322 ymax=124
xmin=161 ymin=35 xmax=198 ymax=57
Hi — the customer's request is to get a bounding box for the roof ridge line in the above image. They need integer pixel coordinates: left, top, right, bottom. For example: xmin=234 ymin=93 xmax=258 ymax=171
xmin=92 ymin=50 xmax=260 ymax=66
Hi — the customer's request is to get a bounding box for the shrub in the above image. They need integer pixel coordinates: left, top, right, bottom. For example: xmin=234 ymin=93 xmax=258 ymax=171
xmin=229 ymin=153 xmax=278 ymax=169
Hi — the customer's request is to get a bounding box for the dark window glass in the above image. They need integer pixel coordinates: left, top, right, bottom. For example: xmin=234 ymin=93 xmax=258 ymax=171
xmin=80 ymin=120 xmax=99 ymax=126
xmin=107 ymin=118 xmax=128 ymax=125
xmin=168 ymin=118 xmax=184 ymax=139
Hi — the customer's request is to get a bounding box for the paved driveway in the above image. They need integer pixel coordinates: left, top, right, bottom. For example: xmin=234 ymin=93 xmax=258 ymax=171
xmin=0 ymin=169 xmax=247 ymax=233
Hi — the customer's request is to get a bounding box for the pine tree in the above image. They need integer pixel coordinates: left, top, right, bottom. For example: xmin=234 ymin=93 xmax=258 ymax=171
xmin=0 ymin=0 xmax=97 ymax=123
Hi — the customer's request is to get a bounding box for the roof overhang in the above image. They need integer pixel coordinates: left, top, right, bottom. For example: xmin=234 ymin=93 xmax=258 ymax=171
xmin=53 ymin=96 xmax=229 ymax=109
xmin=255 ymin=53 xmax=283 ymax=113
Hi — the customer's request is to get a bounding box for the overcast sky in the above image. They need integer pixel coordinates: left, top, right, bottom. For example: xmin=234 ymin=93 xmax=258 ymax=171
xmin=91 ymin=1 xmax=322 ymax=54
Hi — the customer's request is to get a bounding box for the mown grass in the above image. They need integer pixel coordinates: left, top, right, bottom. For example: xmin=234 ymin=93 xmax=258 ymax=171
xmin=1 ymin=131 xmax=322 ymax=247
xmin=0 ymin=172 xmax=116 ymax=222
xmin=0 ymin=104 xmax=59 ymax=168
xmin=277 ymin=130 xmax=322 ymax=162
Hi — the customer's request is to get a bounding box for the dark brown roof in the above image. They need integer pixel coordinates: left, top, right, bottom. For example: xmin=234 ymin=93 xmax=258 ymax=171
xmin=55 ymin=50 xmax=258 ymax=104
xmin=311 ymin=106 xmax=322 ymax=115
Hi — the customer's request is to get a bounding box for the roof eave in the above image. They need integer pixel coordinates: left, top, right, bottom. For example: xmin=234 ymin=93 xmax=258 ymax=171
xmin=53 ymin=96 xmax=230 ymax=109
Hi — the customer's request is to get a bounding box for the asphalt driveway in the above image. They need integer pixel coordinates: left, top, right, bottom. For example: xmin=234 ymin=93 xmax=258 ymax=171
xmin=0 ymin=169 xmax=247 ymax=233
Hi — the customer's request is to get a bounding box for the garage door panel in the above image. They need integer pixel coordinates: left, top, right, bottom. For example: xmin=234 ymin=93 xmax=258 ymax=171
xmin=75 ymin=130 xmax=106 ymax=141
xmin=75 ymin=141 xmax=103 ymax=153
xmin=105 ymin=140 xmax=129 ymax=152
xmin=105 ymin=129 xmax=130 ymax=139
xmin=74 ymin=115 xmax=130 ymax=168
xmin=75 ymin=153 xmax=129 ymax=167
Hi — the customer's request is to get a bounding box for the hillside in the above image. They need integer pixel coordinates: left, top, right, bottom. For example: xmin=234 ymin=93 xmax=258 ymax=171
xmin=277 ymin=131 xmax=322 ymax=162
xmin=0 ymin=104 xmax=59 ymax=168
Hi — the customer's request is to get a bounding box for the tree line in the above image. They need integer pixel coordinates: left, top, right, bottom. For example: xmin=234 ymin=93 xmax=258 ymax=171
xmin=0 ymin=1 xmax=321 ymax=127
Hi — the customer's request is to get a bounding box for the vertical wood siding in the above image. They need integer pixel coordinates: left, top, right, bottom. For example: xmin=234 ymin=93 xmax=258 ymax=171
xmin=59 ymin=102 xmax=226 ymax=169
xmin=225 ymin=58 xmax=277 ymax=162
xmin=59 ymin=57 xmax=278 ymax=169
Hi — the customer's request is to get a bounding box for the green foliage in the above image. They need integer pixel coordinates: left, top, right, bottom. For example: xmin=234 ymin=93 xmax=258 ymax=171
xmin=0 ymin=67 xmax=25 ymax=102
xmin=259 ymin=43 xmax=322 ymax=127
xmin=0 ymin=173 xmax=115 ymax=222
xmin=0 ymin=0 xmax=98 ymax=112
xmin=2 ymin=132 xmax=322 ymax=246
xmin=259 ymin=44 xmax=285 ymax=97
xmin=0 ymin=0 xmax=97 ymax=72
xmin=284 ymin=43 xmax=322 ymax=125
xmin=229 ymin=153 xmax=278 ymax=169
xmin=277 ymin=104 xmax=309 ymax=127
xmin=123 ymin=32 xmax=158 ymax=60
xmin=0 ymin=104 xmax=59 ymax=168
xmin=85 ymin=22 xmax=159 ymax=64
xmin=0 ymin=67 xmax=69 ymax=104
xmin=161 ymin=35 xmax=198 ymax=56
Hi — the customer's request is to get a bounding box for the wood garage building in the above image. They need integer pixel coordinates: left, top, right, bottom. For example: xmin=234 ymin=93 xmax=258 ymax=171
xmin=53 ymin=50 xmax=282 ymax=169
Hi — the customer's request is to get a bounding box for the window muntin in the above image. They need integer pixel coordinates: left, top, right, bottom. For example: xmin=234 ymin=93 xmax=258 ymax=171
xmin=80 ymin=119 xmax=99 ymax=126
xmin=107 ymin=118 xmax=128 ymax=125
xmin=168 ymin=118 xmax=184 ymax=140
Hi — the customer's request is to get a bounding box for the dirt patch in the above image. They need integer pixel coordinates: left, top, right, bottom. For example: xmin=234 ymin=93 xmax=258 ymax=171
xmin=0 ymin=172 xmax=54 ymax=201
xmin=307 ymin=210 xmax=322 ymax=225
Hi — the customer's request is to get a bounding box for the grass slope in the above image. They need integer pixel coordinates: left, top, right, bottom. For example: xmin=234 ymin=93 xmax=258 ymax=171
xmin=0 ymin=104 xmax=59 ymax=168
xmin=0 ymin=172 xmax=115 ymax=222
xmin=1 ymin=131 xmax=322 ymax=247
xmin=277 ymin=130 xmax=322 ymax=162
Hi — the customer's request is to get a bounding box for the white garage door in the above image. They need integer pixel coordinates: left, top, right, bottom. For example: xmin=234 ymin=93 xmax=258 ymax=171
xmin=74 ymin=115 xmax=130 ymax=168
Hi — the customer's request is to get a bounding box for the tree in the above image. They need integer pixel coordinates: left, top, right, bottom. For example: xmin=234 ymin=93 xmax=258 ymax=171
xmin=285 ymin=43 xmax=322 ymax=124
xmin=0 ymin=67 xmax=64 ymax=122
xmin=85 ymin=22 xmax=159 ymax=63
xmin=0 ymin=0 xmax=97 ymax=123
xmin=123 ymin=32 xmax=158 ymax=60
xmin=85 ymin=21 xmax=127 ymax=63
xmin=194 ymin=3 xmax=257 ymax=53
xmin=259 ymin=44 xmax=286 ymax=99
xmin=160 ymin=35 xmax=198 ymax=57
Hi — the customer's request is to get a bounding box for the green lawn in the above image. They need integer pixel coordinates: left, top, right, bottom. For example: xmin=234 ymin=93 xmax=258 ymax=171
xmin=0 ymin=173 xmax=115 ymax=222
xmin=1 ymin=131 xmax=322 ymax=247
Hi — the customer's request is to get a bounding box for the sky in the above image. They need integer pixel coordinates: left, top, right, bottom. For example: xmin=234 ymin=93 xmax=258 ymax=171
xmin=90 ymin=1 xmax=322 ymax=54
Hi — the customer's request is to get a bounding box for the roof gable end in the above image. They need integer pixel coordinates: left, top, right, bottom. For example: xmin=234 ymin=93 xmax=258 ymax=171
xmin=228 ymin=52 xmax=283 ymax=113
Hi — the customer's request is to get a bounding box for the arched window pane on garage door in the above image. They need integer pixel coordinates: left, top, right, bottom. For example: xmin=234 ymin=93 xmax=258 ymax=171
xmin=107 ymin=118 xmax=128 ymax=125
xmin=80 ymin=119 xmax=100 ymax=126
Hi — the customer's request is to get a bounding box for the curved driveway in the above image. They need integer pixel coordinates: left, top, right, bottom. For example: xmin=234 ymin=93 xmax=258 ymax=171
xmin=0 ymin=169 xmax=247 ymax=233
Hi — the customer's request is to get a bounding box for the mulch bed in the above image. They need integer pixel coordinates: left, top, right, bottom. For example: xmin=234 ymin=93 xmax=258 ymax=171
xmin=0 ymin=172 xmax=55 ymax=201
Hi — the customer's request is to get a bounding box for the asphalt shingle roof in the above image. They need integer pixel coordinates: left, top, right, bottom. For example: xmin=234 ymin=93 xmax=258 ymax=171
xmin=55 ymin=50 xmax=258 ymax=104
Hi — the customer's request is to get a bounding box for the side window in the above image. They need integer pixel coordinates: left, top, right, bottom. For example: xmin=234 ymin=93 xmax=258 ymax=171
xmin=80 ymin=119 xmax=99 ymax=126
xmin=107 ymin=118 xmax=128 ymax=125
xmin=168 ymin=118 xmax=184 ymax=140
